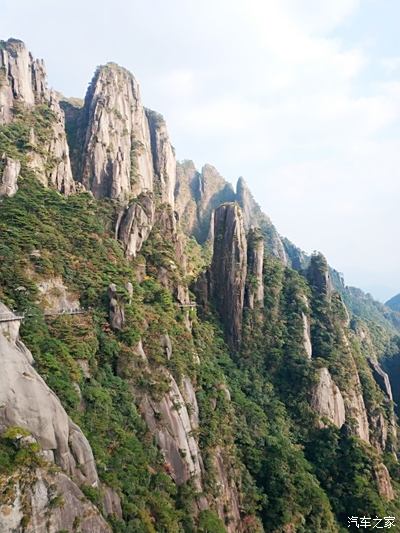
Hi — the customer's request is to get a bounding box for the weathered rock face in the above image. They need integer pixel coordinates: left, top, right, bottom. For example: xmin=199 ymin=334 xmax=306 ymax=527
xmin=368 ymin=358 xmax=393 ymax=401
xmin=307 ymin=253 xmax=333 ymax=298
xmin=311 ymin=368 xmax=345 ymax=428
xmin=102 ymin=485 xmax=123 ymax=519
xmin=236 ymin=177 xmax=287 ymax=264
xmin=108 ymin=283 xmax=125 ymax=330
xmin=245 ymin=227 xmax=264 ymax=309
xmin=345 ymin=367 xmax=370 ymax=443
xmin=0 ymin=156 xmax=20 ymax=197
xmin=283 ymin=237 xmax=310 ymax=271
xmin=76 ymin=63 xmax=154 ymax=200
xmin=174 ymin=160 xmax=200 ymax=234
xmin=44 ymin=93 xmax=75 ymax=194
xmin=117 ymin=194 xmax=155 ymax=257
xmin=0 ymin=40 xmax=74 ymax=195
xmin=302 ymin=313 xmax=313 ymax=358
xmin=0 ymin=303 xmax=98 ymax=486
xmin=0 ymin=469 xmax=111 ymax=533
xmin=37 ymin=276 xmax=80 ymax=313
xmin=26 ymin=94 xmax=75 ymax=195
xmin=211 ymin=203 xmax=247 ymax=348
xmin=141 ymin=371 xmax=206 ymax=499
xmin=0 ymin=39 xmax=47 ymax=124
xmin=374 ymin=463 xmax=395 ymax=500
xmin=213 ymin=446 xmax=242 ymax=533
xmin=175 ymin=161 xmax=236 ymax=243
xmin=146 ymin=109 xmax=176 ymax=206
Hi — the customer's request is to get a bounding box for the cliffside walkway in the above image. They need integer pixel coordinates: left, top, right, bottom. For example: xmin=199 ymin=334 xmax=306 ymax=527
xmin=43 ymin=308 xmax=88 ymax=317
xmin=176 ymin=302 xmax=197 ymax=308
xmin=0 ymin=312 xmax=25 ymax=323
xmin=0 ymin=309 xmax=89 ymax=323
xmin=1 ymin=305 xmax=198 ymax=324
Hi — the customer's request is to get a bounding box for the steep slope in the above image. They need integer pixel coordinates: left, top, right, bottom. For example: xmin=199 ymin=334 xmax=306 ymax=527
xmin=0 ymin=38 xmax=74 ymax=194
xmin=386 ymin=293 xmax=400 ymax=312
xmin=0 ymin=37 xmax=399 ymax=533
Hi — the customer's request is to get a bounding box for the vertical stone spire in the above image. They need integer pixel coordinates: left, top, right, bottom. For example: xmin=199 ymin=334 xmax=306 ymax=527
xmin=210 ymin=203 xmax=247 ymax=348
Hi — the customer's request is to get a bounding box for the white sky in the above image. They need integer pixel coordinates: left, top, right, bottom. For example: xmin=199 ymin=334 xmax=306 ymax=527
xmin=2 ymin=0 xmax=399 ymax=301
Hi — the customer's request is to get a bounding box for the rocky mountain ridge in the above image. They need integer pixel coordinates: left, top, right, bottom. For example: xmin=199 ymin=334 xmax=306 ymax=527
xmin=0 ymin=37 xmax=399 ymax=532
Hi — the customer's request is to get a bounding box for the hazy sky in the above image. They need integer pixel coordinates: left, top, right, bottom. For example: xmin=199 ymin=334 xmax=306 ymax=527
xmin=2 ymin=0 xmax=399 ymax=301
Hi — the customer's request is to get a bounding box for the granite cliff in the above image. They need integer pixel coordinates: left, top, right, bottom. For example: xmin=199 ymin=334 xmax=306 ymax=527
xmin=0 ymin=37 xmax=399 ymax=533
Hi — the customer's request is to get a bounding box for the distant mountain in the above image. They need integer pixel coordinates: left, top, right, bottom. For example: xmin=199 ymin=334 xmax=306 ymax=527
xmin=386 ymin=293 xmax=400 ymax=312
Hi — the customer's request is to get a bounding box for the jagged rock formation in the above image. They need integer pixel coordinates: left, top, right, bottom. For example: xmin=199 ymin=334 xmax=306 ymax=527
xmin=66 ymin=63 xmax=176 ymax=207
xmin=0 ymin=156 xmax=20 ymax=197
xmin=307 ymin=253 xmax=333 ymax=298
xmin=141 ymin=371 xmax=205 ymax=494
xmin=146 ymin=109 xmax=176 ymax=205
xmin=175 ymin=162 xmax=236 ymax=242
xmin=0 ymin=38 xmax=47 ymax=124
xmin=245 ymin=227 xmax=264 ymax=309
xmin=1 ymin=37 xmax=399 ymax=532
xmin=236 ymin=177 xmax=287 ymax=263
xmin=0 ymin=303 xmax=99 ymax=486
xmin=175 ymin=163 xmax=288 ymax=264
xmin=0 ymin=39 xmax=74 ymax=194
xmin=301 ymin=296 xmax=313 ymax=358
xmin=345 ymin=360 xmax=371 ymax=443
xmin=312 ymin=368 xmax=345 ymax=428
xmin=108 ymin=283 xmax=125 ymax=330
xmin=117 ymin=193 xmax=155 ymax=257
xmin=211 ymin=203 xmax=247 ymax=348
xmin=37 ymin=277 xmax=80 ymax=313
xmin=75 ymin=63 xmax=153 ymax=200
xmin=374 ymin=463 xmax=395 ymax=500
xmin=0 ymin=469 xmax=111 ymax=533
xmin=136 ymin=343 xmax=242 ymax=531
xmin=368 ymin=358 xmax=393 ymax=401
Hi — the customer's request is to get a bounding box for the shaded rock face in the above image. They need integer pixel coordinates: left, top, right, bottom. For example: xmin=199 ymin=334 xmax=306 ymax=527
xmin=141 ymin=371 xmax=206 ymax=499
xmin=0 ymin=303 xmax=99 ymax=486
xmin=175 ymin=163 xmax=288 ymax=266
xmin=311 ymin=368 xmax=345 ymax=428
xmin=0 ymin=39 xmax=47 ymax=124
xmin=374 ymin=463 xmax=395 ymax=500
xmin=102 ymin=485 xmax=123 ymax=519
xmin=146 ymin=109 xmax=176 ymax=206
xmin=345 ymin=367 xmax=370 ymax=443
xmin=108 ymin=283 xmax=125 ymax=330
xmin=368 ymin=358 xmax=393 ymax=401
xmin=213 ymin=446 xmax=242 ymax=533
xmin=0 ymin=470 xmax=111 ymax=533
xmin=43 ymin=93 xmax=75 ymax=194
xmin=382 ymin=352 xmax=400 ymax=416
xmin=211 ymin=203 xmax=247 ymax=348
xmin=307 ymin=253 xmax=333 ymax=298
xmin=283 ymin=238 xmax=310 ymax=271
xmin=117 ymin=193 xmax=155 ymax=257
xmin=245 ymin=227 xmax=264 ymax=309
xmin=37 ymin=276 xmax=80 ymax=314
xmin=175 ymin=161 xmax=236 ymax=243
xmin=0 ymin=156 xmax=20 ymax=197
xmin=302 ymin=312 xmax=313 ymax=358
xmin=236 ymin=177 xmax=287 ymax=264
xmin=0 ymin=40 xmax=74 ymax=195
xmin=76 ymin=63 xmax=153 ymax=201
xmin=301 ymin=296 xmax=313 ymax=358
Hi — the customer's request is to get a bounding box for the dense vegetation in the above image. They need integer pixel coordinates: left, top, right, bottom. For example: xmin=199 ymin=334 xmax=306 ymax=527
xmin=0 ymin=105 xmax=399 ymax=532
